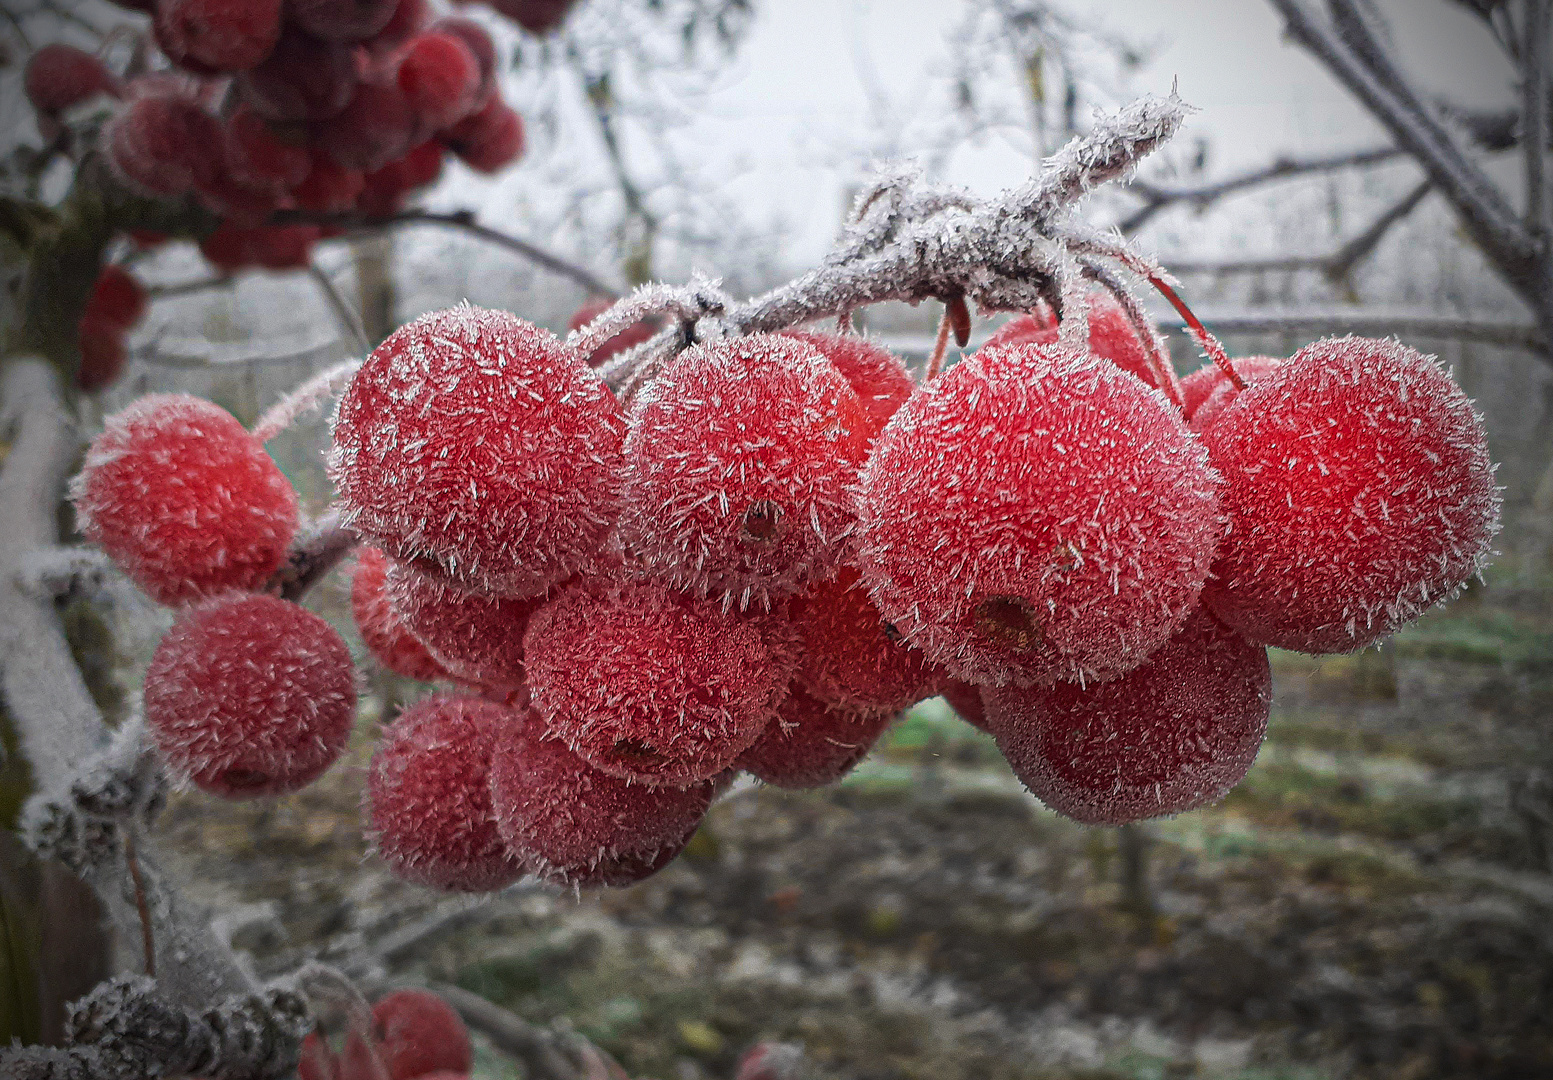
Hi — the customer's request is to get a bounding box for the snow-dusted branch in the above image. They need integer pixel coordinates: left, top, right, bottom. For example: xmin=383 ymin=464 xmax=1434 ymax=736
xmin=271 ymin=508 xmax=359 ymax=603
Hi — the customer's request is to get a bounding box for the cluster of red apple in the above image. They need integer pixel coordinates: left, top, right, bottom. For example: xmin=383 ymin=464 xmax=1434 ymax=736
xmin=70 ymin=285 xmax=1497 ymax=891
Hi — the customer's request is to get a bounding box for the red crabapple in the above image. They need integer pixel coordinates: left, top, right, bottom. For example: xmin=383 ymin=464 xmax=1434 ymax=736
xmin=617 ymin=334 xmax=874 ymax=609
xmin=1186 ymin=358 xmax=1285 ymax=435
xmin=428 ymin=17 xmax=496 ymax=104
xmin=76 ymin=319 xmax=127 ymax=393
xmin=371 ymin=989 xmax=472 ymax=1080
xmin=855 ymin=341 xmax=1223 ymax=687
xmin=356 ymin=141 xmax=444 ymax=217
xmin=237 ymin=29 xmax=357 ymax=121
xmin=290 ymin=0 xmax=400 ymax=41
xmin=487 ymin=711 xmax=714 ymax=886
xmin=84 ymin=264 xmax=147 ymax=331
xmin=984 ymin=607 xmax=1270 ymax=824
xmin=25 ymin=45 xmax=119 ymax=115
xmin=781 ymin=330 xmax=914 ymax=441
xmin=292 ymin=152 xmax=366 ymax=213
xmin=364 ymin=0 xmax=428 ymax=55
xmin=223 ymin=104 xmax=311 ymax=193
xmin=383 ymin=561 xmax=539 ymax=690
xmin=939 ymin=679 xmax=991 ymax=733
xmin=397 ymin=32 xmax=481 ymax=131
xmin=154 ymin=0 xmax=284 ymax=72
xmin=523 ymin=580 xmax=791 ymax=786
xmin=569 ymin=296 xmax=658 ymax=367
xmin=366 ymin=695 xmax=526 ymax=891
xmin=71 ymin=394 xmax=298 ymax=605
xmin=199 ymin=224 xmax=322 ymax=272
xmin=104 ymin=93 xmax=222 ymax=196
xmin=316 ymin=80 xmax=419 ymax=172
xmin=491 ymin=0 xmax=575 ymax=34
xmin=144 ymin=594 xmax=357 ymax=798
xmin=734 ymin=685 xmax=893 ymax=789
xmin=789 ymin=566 xmax=939 ymax=713
xmin=330 ymin=304 xmax=625 ymax=597
xmin=351 ymin=549 xmax=449 ymax=683
xmin=1200 ymin=336 xmax=1499 ymax=653
xmin=981 ymin=288 xmax=1164 ymax=393
xmin=441 ymin=95 xmax=523 ymax=172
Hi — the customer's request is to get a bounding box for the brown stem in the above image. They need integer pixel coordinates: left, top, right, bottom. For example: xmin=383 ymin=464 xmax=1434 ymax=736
xmin=121 ymin=828 xmax=155 ymax=978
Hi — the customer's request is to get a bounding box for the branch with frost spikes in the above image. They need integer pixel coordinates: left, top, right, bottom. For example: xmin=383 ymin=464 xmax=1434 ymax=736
xmin=272 ymin=508 xmax=359 ymax=602
xmin=1 ymin=975 xmax=310 ymax=1080
xmin=1117 ymin=144 xmax=1404 ymax=233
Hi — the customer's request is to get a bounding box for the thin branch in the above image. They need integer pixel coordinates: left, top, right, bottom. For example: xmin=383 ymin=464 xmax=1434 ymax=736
xmin=1524 ymin=0 xmax=1550 ymax=233
xmin=146 ymin=274 xmax=234 ymax=301
xmin=308 ymin=263 xmax=371 ymax=355
xmin=137 ymin=334 xmax=344 ymax=370
xmin=272 ymin=509 xmax=358 ymax=602
xmin=1118 ymin=145 xmax=1404 ymax=232
xmin=1154 ymin=308 xmax=1547 ymax=350
xmin=121 ymin=829 xmax=156 ymax=978
xmin=0 ymin=3 xmax=34 ymax=49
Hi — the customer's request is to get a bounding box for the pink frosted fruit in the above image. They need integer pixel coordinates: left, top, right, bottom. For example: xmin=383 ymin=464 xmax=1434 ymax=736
xmin=144 ymin=595 xmax=356 ymax=798
xmin=316 ymin=80 xmax=418 ymax=172
xmin=104 ymin=93 xmax=222 ymax=196
xmin=25 ymin=45 xmax=119 ymax=115
xmin=618 ymin=334 xmax=875 ymax=608
xmin=488 ymin=711 xmax=714 ymax=886
xmin=939 ymin=679 xmax=990 ymax=733
xmin=569 ymin=296 xmax=658 ymax=367
xmin=781 ymin=330 xmax=914 ymax=440
xmin=524 ymin=580 xmax=791 ymax=786
xmin=372 ymin=989 xmax=472 ymax=1080
xmin=735 ymin=685 xmax=893 ymax=789
xmin=223 ymin=104 xmax=311 ymax=193
xmin=330 ymin=303 xmax=625 ymax=597
xmin=155 ymin=0 xmax=284 ymax=72
xmin=1182 ymin=356 xmax=1282 ymax=430
xmin=1200 ymin=336 xmax=1499 ymax=653
xmin=71 ymin=394 xmax=298 ymax=605
xmin=366 ymin=695 xmax=526 ymax=891
xmin=441 ymin=94 xmax=523 ymax=172
xmin=290 ymin=0 xmax=400 ymax=41
xmin=237 ymin=29 xmax=357 ymax=121
xmin=383 ymin=561 xmax=539 ymax=690
xmin=789 ymin=566 xmax=938 ymax=713
xmin=984 ymin=608 xmax=1270 ymax=824
xmin=981 ymin=289 xmax=1165 ymax=393
xmin=398 ymin=32 xmax=481 ymax=131
xmin=856 ymin=342 xmax=1223 ymax=687
xmin=351 ymin=549 xmax=449 ymax=682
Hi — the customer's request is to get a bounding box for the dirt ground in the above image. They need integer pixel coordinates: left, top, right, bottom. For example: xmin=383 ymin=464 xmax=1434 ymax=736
xmin=152 ymin=587 xmax=1553 ymax=1080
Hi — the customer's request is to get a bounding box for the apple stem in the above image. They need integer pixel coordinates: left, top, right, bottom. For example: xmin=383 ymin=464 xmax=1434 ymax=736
xmin=926 ymin=305 xmax=953 ymax=381
xmin=1146 ymin=274 xmax=1245 ymax=392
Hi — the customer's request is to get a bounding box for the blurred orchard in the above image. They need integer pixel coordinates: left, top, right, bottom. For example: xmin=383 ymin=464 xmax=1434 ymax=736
xmin=0 ymin=2 xmax=1551 ymax=1079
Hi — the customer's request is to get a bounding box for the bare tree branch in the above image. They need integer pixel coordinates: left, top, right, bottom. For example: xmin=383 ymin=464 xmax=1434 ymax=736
xmin=1155 ymin=308 xmax=1546 ymax=350
xmin=146 ymin=274 xmax=235 ymax=301
xmin=271 ymin=509 xmax=358 ymax=602
xmin=308 ymin=263 xmax=372 ymax=355
xmin=1118 ymin=145 xmax=1404 ymax=232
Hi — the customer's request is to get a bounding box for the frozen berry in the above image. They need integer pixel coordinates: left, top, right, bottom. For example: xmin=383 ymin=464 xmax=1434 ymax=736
xmin=617 ymin=334 xmax=874 ymax=609
xmin=144 ymin=594 xmax=356 ymax=798
xmin=1185 ymin=356 xmax=1282 ymax=431
xmin=488 ymin=711 xmax=714 ymax=886
xmin=569 ymin=296 xmax=657 ymax=367
xmin=71 ymin=394 xmax=298 ymax=605
xmin=981 ymin=288 xmax=1166 ymax=393
xmin=292 ymin=151 xmax=366 ymax=213
xmin=428 ymin=16 xmax=495 ymax=104
xmin=223 ymin=104 xmax=311 ymax=193
xmin=781 ymin=330 xmax=914 ymax=440
xmin=155 ymin=0 xmax=284 ymax=72
xmin=524 ymin=580 xmax=790 ymax=786
xmin=199 ymin=223 xmax=321 ymax=272
xmin=25 ymin=45 xmax=119 ymax=115
xmin=985 ymin=608 xmax=1270 ymax=824
xmin=490 ymin=0 xmax=574 ymax=34
xmin=84 ymin=264 xmax=147 ymax=331
xmin=364 ymin=0 xmax=428 ymax=55
xmin=372 ymin=989 xmax=472 ymax=1080
xmin=790 ymin=566 xmax=938 ymax=713
xmin=290 ymin=0 xmax=400 ymax=41
xmin=398 ymin=31 xmax=481 ymax=131
xmin=383 ymin=562 xmax=538 ymax=690
xmin=441 ymin=95 xmax=523 ymax=172
xmin=735 ymin=685 xmax=892 ymax=789
xmin=939 ymin=679 xmax=990 ymax=733
xmin=76 ymin=318 xmax=128 ymax=393
xmin=104 ymin=92 xmax=222 ymax=196
xmin=856 ymin=341 xmax=1222 ymax=687
xmin=237 ymin=29 xmax=356 ymax=121
xmin=1200 ymin=336 xmax=1499 ymax=653
xmin=356 ymin=141 xmax=443 ymax=216
xmin=366 ymin=695 xmax=526 ymax=891
xmin=316 ymin=80 xmax=419 ymax=172
xmin=351 ymin=549 xmax=449 ymax=682
xmin=330 ymin=304 xmax=625 ymax=597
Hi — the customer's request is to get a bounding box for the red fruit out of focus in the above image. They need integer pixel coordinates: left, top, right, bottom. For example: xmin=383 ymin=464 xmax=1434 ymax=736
xmin=352 ymin=548 xmax=449 ymax=683
xmin=155 ymin=0 xmax=285 ymax=73
xmin=76 ymin=319 xmax=128 ymax=394
xmin=985 ymin=608 xmax=1270 ymax=825
xmin=292 ymin=152 xmax=367 ymax=213
xmin=25 ymin=45 xmax=119 ymax=115
xmin=144 ymin=594 xmax=357 ymax=798
xmin=781 ymin=330 xmax=915 ymax=441
xmin=199 ymin=224 xmax=322 ymax=273
xmin=290 ymin=0 xmax=400 ymax=41
xmin=75 ymin=265 xmax=147 ymax=393
xmin=316 ymin=80 xmax=419 ymax=173
xmin=441 ymin=95 xmax=524 ymax=173
xmin=104 ymin=93 xmax=222 ymax=196
xmin=367 ymin=696 xmax=527 ymax=892
xmin=237 ymin=29 xmax=357 ymax=121
xmin=223 ymin=104 xmax=312 ymax=193
xmin=71 ymin=394 xmax=298 ymax=605
xmin=85 ymin=264 xmax=147 ymax=331
xmin=398 ymin=31 xmax=482 ymax=131
xmin=372 ymin=989 xmax=473 ymax=1080
xmin=491 ymin=0 xmax=575 ymax=34
xmin=429 ymin=16 xmax=496 ymax=104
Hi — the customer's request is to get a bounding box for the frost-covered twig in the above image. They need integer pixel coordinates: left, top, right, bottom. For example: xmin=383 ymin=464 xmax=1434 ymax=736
xmin=272 ymin=508 xmax=359 ymax=602
xmin=14 ymin=546 xmax=112 ymax=600
xmin=252 ymin=358 xmax=363 ymax=444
